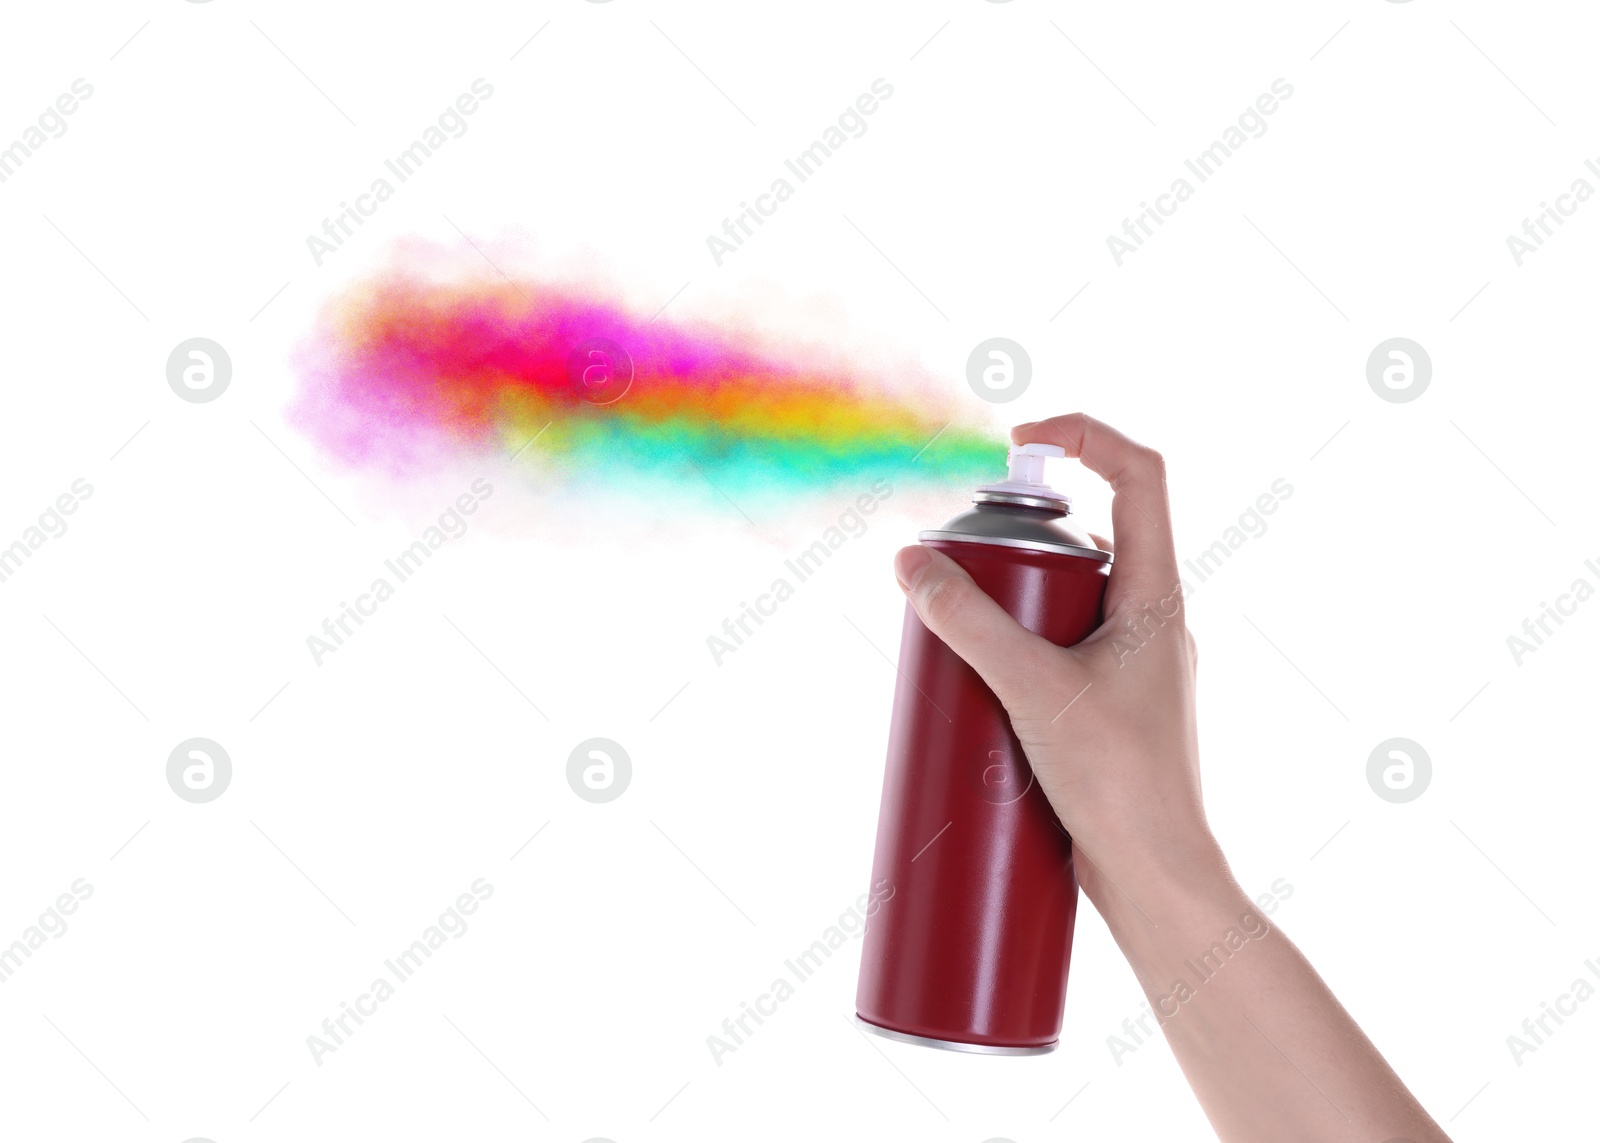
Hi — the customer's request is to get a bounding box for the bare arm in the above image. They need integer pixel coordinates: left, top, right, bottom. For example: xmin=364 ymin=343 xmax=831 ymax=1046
xmin=890 ymin=412 xmax=1448 ymax=1142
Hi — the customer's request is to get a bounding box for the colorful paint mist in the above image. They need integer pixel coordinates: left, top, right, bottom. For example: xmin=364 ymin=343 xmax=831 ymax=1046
xmin=288 ymin=269 xmax=998 ymax=504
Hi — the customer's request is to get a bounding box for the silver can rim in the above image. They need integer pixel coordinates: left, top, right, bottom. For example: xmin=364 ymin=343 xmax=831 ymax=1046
xmin=854 ymin=1015 xmax=1058 ymax=1055
xmin=918 ymin=530 xmax=1113 ymax=563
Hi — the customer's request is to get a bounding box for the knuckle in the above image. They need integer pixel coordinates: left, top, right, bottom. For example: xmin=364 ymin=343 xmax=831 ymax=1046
xmin=918 ymin=571 xmax=974 ymax=628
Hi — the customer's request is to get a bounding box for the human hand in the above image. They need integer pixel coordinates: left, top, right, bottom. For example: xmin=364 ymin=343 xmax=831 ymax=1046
xmin=891 ymin=412 xmax=1221 ymax=905
xmin=892 ymin=413 xmax=1451 ymax=1141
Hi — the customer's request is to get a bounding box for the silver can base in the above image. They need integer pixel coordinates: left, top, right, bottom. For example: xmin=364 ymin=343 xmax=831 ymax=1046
xmin=853 ymin=1015 xmax=1058 ymax=1056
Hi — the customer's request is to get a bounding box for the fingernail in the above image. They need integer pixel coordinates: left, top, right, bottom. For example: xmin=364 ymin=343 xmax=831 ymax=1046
xmin=894 ymin=545 xmax=931 ymax=591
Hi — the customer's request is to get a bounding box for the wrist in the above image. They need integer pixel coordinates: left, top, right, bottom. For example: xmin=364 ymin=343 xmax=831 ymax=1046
xmin=1076 ymin=827 xmax=1243 ymax=938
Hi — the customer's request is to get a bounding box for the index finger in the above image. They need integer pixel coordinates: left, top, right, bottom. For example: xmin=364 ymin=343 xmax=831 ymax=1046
xmin=1010 ymin=412 xmax=1181 ymax=596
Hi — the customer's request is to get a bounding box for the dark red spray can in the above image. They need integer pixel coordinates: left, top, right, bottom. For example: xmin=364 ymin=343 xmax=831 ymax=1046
xmin=855 ymin=443 xmax=1110 ymax=1053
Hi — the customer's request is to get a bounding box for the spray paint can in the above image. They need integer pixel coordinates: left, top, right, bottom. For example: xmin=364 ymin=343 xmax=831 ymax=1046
xmin=855 ymin=443 xmax=1111 ymax=1054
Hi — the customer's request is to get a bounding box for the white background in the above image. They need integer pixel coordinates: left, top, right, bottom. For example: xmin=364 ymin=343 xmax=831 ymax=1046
xmin=1 ymin=1 xmax=1596 ymax=1140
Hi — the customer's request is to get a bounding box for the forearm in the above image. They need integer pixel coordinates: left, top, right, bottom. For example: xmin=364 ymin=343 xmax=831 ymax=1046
xmin=1083 ymin=842 xmax=1450 ymax=1143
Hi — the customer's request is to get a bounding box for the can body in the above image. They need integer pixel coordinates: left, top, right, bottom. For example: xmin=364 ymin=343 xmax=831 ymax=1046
xmin=855 ymin=537 xmax=1108 ymax=1051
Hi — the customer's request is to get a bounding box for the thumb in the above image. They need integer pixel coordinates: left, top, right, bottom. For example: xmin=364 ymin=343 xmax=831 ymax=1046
xmin=894 ymin=545 xmax=1075 ymax=714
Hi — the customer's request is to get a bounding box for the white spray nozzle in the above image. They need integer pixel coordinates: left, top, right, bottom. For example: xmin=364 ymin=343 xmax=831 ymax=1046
xmin=1006 ymin=442 xmax=1066 ymax=486
xmin=975 ymin=441 xmax=1071 ymax=504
